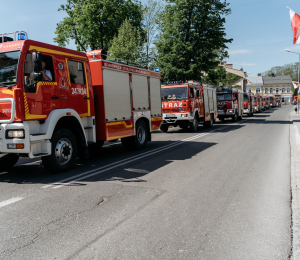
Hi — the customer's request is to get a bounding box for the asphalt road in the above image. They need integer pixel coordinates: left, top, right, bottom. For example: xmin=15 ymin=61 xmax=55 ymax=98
xmin=0 ymin=106 xmax=292 ymax=260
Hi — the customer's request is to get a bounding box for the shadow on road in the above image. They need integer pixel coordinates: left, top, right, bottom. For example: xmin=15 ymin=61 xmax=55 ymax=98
xmin=0 ymin=139 xmax=217 ymax=186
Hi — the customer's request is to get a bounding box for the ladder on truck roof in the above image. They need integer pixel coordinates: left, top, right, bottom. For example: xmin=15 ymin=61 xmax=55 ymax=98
xmin=0 ymin=31 xmax=28 ymax=43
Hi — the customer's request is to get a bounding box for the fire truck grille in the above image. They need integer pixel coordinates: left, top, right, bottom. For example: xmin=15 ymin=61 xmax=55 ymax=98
xmin=218 ymin=105 xmax=227 ymax=109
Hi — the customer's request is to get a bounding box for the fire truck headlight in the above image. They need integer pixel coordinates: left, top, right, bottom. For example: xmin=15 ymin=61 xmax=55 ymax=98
xmin=7 ymin=130 xmax=25 ymax=138
xmin=228 ymin=110 xmax=233 ymax=113
xmin=181 ymin=114 xmax=188 ymax=118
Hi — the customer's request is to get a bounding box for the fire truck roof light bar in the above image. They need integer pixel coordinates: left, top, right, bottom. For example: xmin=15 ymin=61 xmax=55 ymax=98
xmin=0 ymin=31 xmax=28 ymax=43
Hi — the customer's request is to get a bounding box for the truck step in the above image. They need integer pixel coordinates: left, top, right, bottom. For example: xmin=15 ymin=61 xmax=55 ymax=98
xmin=31 ymin=133 xmax=46 ymax=136
xmin=33 ymin=153 xmax=49 ymax=156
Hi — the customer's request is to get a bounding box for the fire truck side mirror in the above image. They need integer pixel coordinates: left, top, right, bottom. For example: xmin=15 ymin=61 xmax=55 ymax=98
xmin=32 ymin=52 xmax=42 ymax=73
xmin=33 ymin=72 xmax=43 ymax=81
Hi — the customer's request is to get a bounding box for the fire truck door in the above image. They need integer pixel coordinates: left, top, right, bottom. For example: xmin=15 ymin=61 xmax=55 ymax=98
xmin=60 ymin=59 xmax=89 ymax=117
xmin=23 ymin=53 xmax=60 ymax=120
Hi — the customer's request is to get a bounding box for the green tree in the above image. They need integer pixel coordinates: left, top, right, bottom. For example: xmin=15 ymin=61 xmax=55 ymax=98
xmin=155 ymin=0 xmax=232 ymax=82
xmin=54 ymin=0 xmax=144 ymax=52
xmin=140 ymin=0 xmax=163 ymax=67
xmin=108 ymin=19 xmax=143 ymax=62
xmin=263 ymin=63 xmax=299 ymax=82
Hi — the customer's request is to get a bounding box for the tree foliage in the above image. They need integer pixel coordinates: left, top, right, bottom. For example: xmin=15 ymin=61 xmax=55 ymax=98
xmin=108 ymin=19 xmax=143 ymax=62
xmin=155 ymin=0 xmax=232 ymax=82
xmin=54 ymin=0 xmax=144 ymax=52
xmin=262 ymin=62 xmax=300 ymax=82
xmin=205 ymin=67 xmax=242 ymax=87
xmin=140 ymin=0 xmax=163 ymax=67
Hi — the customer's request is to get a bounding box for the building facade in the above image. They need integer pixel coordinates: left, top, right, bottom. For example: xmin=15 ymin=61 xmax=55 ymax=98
xmin=246 ymin=74 xmax=293 ymax=104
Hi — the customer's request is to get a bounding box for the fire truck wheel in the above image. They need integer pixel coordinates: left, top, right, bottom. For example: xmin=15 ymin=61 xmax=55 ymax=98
xmin=204 ymin=114 xmax=214 ymax=128
xmin=232 ymin=113 xmax=237 ymax=121
xmin=0 ymin=154 xmax=19 ymax=171
xmin=190 ymin=116 xmax=199 ymax=132
xmin=160 ymin=124 xmax=169 ymax=133
xmin=42 ymin=129 xmax=78 ymax=173
xmin=238 ymin=112 xmax=243 ymax=120
xmin=122 ymin=121 xmax=148 ymax=150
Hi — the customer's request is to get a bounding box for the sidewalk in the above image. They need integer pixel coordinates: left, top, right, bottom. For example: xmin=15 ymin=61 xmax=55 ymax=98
xmin=290 ymin=110 xmax=300 ymax=259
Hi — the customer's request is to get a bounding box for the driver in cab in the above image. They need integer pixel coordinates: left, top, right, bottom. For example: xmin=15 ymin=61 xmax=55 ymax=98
xmin=40 ymin=61 xmax=52 ymax=81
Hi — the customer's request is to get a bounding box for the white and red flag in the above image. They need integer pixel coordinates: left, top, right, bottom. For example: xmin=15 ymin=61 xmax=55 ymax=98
xmin=293 ymin=81 xmax=300 ymax=89
xmin=288 ymin=7 xmax=300 ymax=44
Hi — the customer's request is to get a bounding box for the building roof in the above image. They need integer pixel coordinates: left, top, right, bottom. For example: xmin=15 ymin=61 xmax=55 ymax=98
xmin=262 ymin=75 xmax=292 ymax=85
xmin=247 ymin=76 xmax=263 ymax=85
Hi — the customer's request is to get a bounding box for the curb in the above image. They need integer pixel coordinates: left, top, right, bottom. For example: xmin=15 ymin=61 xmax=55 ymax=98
xmin=290 ymin=112 xmax=300 ymax=260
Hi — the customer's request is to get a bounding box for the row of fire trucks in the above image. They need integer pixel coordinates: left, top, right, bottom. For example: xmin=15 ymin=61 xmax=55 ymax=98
xmin=0 ymin=31 xmax=282 ymax=173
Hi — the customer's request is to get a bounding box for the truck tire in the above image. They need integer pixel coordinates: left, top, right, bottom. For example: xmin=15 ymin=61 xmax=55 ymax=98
xmin=238 ymin=111 xmax=243 ymax=120
xmin=0 ymin=154 xmax=19 ymax=171
xmin=232 ymin=113 xmax=237 ymax=121
xmin=122 ymin=120 xmax=148 ymax=150
xmin=160 ymin=124 xmax=169 ymax=133
xmin=42 ymin=128 xmax=78 ymax=173
xmin=204 ymin=114 xmax=214 ymax=128
xmin=189 ymin=115 xmax=199 ymax=132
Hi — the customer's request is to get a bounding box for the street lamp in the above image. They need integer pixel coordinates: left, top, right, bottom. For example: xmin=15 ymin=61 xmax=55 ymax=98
xmin=286 ymin=49 xmax=300 ymax=111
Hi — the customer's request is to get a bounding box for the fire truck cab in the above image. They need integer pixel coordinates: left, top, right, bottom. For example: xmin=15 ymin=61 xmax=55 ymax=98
xmin=243 ymin=92 xmax=254 ymax=116
xmin=217 ymin=88 xmax=243 ymax=121
xmin=254 ymin=94 xmax=262 ymax=112
xmin=160 ymin=81 xmax=217 ymax=132
xmin=0 ymin=31 xmax=162 ymax=172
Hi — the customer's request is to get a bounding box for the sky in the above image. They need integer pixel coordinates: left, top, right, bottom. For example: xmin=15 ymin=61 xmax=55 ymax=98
xmin=1 ymin=0 xmax=300 ymax=78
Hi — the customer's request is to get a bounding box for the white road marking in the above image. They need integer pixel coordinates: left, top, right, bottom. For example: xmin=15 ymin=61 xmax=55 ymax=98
xmin=43 ymin=124 xmax=237 ymax=189
xmin=42 ymin=132 xmax=209 ymax=189
xmin=51 ymin=133 xmax=210 ymax=189
xmin=0 ymin=197 xmax=23 ymax=209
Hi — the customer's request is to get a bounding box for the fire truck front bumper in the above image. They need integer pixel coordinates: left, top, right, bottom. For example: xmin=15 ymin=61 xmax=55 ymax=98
xmin=0 ymin=123 xmax=30 ymax=156
xmin=217 ymin=110 xmax=235 ymax=117
xmin=0 ymin=122 xmax=51 ymax=158
xmin=162 ymin=113 xmax=194 ymax=124
xmin=243 ymin=109 xmax=250 ymax=114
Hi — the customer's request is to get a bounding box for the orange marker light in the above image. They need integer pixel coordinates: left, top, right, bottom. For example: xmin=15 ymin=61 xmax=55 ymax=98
xmin=66 ymin=112 xmax=71 ymax=115
xmin=16 ymin=144 xmax=24 ymax=149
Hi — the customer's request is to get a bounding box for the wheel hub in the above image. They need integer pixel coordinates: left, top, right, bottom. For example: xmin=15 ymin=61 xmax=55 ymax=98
xmin=55 ymin=138 xmax=73 ymax=165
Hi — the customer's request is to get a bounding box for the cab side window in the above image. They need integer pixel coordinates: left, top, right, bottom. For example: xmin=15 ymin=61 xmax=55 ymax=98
xmin=67 ymin=60 xmax=85 ymax=84
xmin=189 ymin=88 xmax=194 ymax=98
xmin=41 ymin=55 xmax=55 ymax=82
xmin=196 ymin=89 xmax=200 ymax=98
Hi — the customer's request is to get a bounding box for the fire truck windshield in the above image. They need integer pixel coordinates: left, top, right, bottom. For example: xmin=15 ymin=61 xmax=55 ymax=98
xmin=243 ymin=94 xmax=248 ymax=102
xmin=254 ymin=97 xmax=257 ymax=102
xmin=0 ymin=51 xmax=20 ymax=86
xmin=161 ymin=87 xmax=188 ymax=101
xmin=217 ymin=93 xmax=232 ymax=101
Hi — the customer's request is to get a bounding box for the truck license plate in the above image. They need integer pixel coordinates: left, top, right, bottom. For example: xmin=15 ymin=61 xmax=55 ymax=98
xmin=167 ymin=114 xmax=175 ymax=117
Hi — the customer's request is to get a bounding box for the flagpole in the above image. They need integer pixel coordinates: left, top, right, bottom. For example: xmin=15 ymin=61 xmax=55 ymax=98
xmin=287 ymin=6 xmax=292 ymax=10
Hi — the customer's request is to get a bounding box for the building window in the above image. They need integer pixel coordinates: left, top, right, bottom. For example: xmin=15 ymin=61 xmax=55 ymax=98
xmin=256 ymin=88 xmax=261 ymax=93
xmin=270 ymin=88 xmax=273 ymax=93
xmin=287 ymin=87 xmax=291 ymax=93
xmin=282 ymin=97 xmax=285 ymax=102
xmin=276 ymin=88 xmax=279 ymax=94
xmin=248 ymin=88 xmax=252 ymax=93
xmin=265 ymin=88 xmax=268 ymax=93
xmin=282 ymin=87 xmax=286 ymax=93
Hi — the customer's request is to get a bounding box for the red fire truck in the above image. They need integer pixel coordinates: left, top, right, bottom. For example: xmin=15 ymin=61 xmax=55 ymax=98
xmin=217 ymin=88 xmax=244 ymax=121
xmin=0 ymin=31 xmax=162 ymax=172
xmin=264 ymin=96 xmax=270 ymax=109
xmin=254 ymin=94 xmax=262 ymax=112
xmin=270 ymin=96 xmax=276 ymax=108
xmin=160 ymin=81 xmax=217 ymax=132
xmin=243 ymin=92 xmax=254 ymax=116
